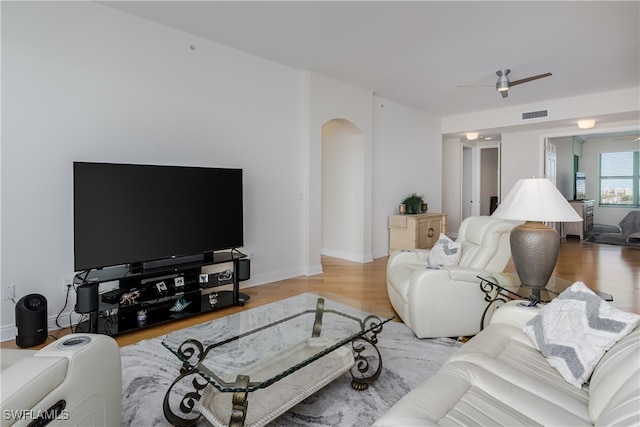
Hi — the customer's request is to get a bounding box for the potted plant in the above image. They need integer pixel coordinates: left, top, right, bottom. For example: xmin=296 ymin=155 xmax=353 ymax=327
xmin=401 ymin=193 xmax=425 ymax=214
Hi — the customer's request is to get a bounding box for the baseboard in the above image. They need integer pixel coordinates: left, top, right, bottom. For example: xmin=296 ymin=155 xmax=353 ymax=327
xmin=239 ymin=266 xmax=311 ymax=288
xmin=321 ymin=248 xmax=373 ymax=263
xmin=372 ymin=249 xmax=390 ymax=259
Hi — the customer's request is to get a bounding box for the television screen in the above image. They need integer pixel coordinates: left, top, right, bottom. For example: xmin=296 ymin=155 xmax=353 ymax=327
xmin=73 ymin=162 xmax=243 ymax=272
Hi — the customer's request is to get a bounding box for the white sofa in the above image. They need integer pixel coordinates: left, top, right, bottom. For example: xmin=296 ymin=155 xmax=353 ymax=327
xmin=387 ymin=216 xmax=515 ymax=338
xmin=374 ymin=301 xmax=640 ymax=426
xmin=0 ymin=334 xmax=122 ymax=426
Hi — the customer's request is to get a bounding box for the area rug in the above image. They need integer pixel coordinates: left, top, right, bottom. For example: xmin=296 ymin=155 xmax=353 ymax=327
xmin=585 ymin=232 xmax=640 ymax=248
xmin=120 ymin=296 xmax=462 ymax=427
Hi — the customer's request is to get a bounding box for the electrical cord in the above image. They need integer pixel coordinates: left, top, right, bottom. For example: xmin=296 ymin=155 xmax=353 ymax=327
xmin=56 ymin=282 xmax=73 ymax=328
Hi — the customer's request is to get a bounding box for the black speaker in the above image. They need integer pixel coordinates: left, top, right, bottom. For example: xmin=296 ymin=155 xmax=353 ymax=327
xmin=15 ymin=294 xmax=48 ymax=348
xmin=75 ymin=283 xmax=99 ymax=313
xmin=238 ymin=258 xmax=251 ymax=281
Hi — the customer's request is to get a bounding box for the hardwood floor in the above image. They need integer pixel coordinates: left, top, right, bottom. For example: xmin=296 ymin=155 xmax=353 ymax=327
xmin=2 ymin=238 xmax=638 ymax=350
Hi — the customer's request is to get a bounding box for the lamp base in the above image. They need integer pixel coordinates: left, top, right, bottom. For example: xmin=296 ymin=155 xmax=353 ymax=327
xmin=510 ymin=221 xmax=560 ymax=289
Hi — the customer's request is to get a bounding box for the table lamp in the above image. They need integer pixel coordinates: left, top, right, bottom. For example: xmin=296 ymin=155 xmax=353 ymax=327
xmin=491 ymin=177 xmax=582 ymax=291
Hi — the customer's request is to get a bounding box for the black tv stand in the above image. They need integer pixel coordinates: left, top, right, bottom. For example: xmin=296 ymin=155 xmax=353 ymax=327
xmin=74 ymin=250 xmax=249 ymax=336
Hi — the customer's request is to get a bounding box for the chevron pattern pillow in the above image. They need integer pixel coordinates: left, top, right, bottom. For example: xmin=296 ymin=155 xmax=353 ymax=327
xmin=428 ymin=234 xmax=461 ymax=266
xmin=523 ymin=281 xmax=640 ymax=387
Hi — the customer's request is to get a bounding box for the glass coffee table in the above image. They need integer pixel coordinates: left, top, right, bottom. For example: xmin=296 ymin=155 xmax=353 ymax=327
xmin=161 ymin=292 xmax=394 ymax=427
xmin=477 ymin=272 xmax=613 ymax=330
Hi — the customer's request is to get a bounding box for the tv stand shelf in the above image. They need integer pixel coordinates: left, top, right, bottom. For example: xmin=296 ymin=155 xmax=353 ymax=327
xmin=74 ymin=250 xmax=249 ymax=336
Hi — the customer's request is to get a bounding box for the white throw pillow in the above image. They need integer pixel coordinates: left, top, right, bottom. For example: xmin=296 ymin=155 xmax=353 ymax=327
xmin=428 ymin=234 xmax=461 ymax=266
xmin=523 ymin=281 xmax=640 ymax=387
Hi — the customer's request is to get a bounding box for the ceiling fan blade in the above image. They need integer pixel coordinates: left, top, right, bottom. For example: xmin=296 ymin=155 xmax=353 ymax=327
xmin=510 ymin=72 xmax=552 ymax=87
xmin=457 ymin=84 xmax=494 ymax=88
xmin=614 ymin=135 xmax=640 ymax=143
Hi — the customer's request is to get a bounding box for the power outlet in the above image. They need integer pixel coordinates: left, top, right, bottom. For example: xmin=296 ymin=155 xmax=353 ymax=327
xmin=3 ymin=284 xmax=15 ymax=301
xmin=63 ymin=275 xmax=75 ymax=292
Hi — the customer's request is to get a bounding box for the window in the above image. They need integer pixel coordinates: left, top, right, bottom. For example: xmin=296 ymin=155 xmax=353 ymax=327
xmin=599 ymin=151 xmax=639 ymax=207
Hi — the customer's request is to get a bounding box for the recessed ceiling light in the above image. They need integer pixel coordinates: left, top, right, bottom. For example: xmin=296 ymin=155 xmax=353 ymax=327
xmin=578 ymin=119 xmax=595 ymax=129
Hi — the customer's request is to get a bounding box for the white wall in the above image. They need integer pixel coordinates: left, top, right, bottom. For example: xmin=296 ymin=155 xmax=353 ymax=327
xmin=500 ymin=129 xmax=547 ymax=196
xmin=442 ymin=138 xmax=462 ymax=232
xmin=372 ymin=97 xmax=442 ymax=258
xmin=1 ymin=2 xmax=308 ymax=338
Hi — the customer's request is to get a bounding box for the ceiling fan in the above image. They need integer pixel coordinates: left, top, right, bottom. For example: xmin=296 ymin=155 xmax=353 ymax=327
xmin=495 ymin=69 xmax=552 ymax=98
xmin=459 ymin=69 xmax=553 ymax=98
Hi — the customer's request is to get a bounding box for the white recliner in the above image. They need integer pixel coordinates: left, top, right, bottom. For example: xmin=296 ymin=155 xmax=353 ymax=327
xmin=387 ymin=216 xmax=515 ymax=338
xmin=1 ymin=333 xmax=122 ymax=426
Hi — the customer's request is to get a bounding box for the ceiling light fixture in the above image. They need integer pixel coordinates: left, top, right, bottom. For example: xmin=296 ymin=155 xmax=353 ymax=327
xmin=578 ymin=119 xmax=595 ymax=129
xmin=496 ymin=69 xmax=510 ymax=92
xmin=466 ymin=132 xmax=479 ymax=140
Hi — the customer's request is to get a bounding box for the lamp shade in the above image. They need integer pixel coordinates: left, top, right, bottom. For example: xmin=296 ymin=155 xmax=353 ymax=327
xmin=492 ymin=178 xmax=582 ymax=222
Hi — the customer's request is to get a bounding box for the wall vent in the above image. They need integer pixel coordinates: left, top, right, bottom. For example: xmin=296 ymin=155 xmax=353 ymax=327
xmin=521 ymin=109 xmax=549 ymax=120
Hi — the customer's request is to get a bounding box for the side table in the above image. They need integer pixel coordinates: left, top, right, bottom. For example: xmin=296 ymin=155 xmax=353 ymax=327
xmin=477 ymin=272 xmax=613 ymax=330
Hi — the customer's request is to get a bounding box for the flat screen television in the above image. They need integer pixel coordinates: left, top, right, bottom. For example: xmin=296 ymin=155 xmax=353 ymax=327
xmin=73 ymin=162 xmax=243 ymax=272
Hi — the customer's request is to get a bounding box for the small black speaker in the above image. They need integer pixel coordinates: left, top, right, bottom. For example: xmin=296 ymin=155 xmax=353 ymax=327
xmin=15 ymin=294 xmax=48 ymax=348
xmin=75 ymin=283 xmax=99 ymax=313
xmin=238 ymin=258 xmax=251 ymax=281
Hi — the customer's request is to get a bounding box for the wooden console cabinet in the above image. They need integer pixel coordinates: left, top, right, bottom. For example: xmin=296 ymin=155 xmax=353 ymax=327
xmin=388 ymin=213 xmax=447 ymax=254
xmin=563 ymin=200 xmax=594 ymax=239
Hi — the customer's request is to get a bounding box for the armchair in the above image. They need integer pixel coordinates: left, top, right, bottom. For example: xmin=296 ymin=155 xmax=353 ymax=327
xmin=1 ymin=333 xmax=121 ymax=426
xmin=387 ymin=216 xmax=515 ymax=338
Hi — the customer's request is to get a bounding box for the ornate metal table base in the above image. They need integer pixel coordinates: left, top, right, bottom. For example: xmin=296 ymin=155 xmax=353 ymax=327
xmin=162 ymin=362 xmax=208 ymax=427
xmin=479 ymin=278 xmax=509 ymax=331
xmin=350 ymin=315 xmax=384 ymax=391
xmin=229 ymin=375 xmax=249 ymax=427
xmin=479 ymin=276 xmax=542 ymax=331
xmin=163 ymin=297 xmax=387 ymax=426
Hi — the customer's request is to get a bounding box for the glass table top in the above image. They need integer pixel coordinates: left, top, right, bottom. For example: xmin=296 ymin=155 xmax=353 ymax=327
xmin=477 ymin=272 xmax=613 ymax=303
xmin=162 ymin=292 xmax=394 ymax=392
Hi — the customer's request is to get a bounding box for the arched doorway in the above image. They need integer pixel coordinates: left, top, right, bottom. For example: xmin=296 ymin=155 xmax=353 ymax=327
xmin=321 ymin=119 xmax=366 ymax=261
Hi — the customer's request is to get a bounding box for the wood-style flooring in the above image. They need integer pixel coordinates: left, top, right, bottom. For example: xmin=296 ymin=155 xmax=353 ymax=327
xmin=2 ymin=237 xmax=638 ymax=350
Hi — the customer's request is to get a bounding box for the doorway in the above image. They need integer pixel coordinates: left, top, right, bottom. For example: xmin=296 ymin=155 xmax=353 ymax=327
xmin=320 ymin=119 xmax=365 ymax=262
xmin=461 ymin=143 xmax=501 ymax=222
